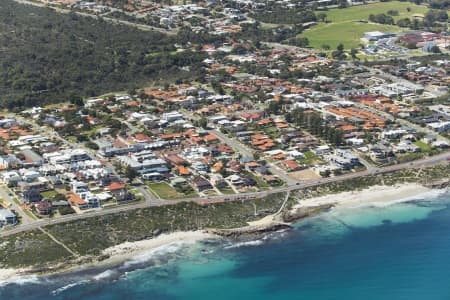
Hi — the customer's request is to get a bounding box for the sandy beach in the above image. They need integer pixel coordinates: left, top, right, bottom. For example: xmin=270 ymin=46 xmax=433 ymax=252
xmin=0 ymin=183 xmax=442 ymax=282
xmin=0 ymin=231 xmax=216 ymax=284
xmin=99 ymin=231 xmax=216 ymax=266
xmin=246 ymin=183 xmax=436 ymax=228
xmin=295 ymin=183 xmax=433 ymax=209
xmin=0 ymin=268 xmax=29 ymax=284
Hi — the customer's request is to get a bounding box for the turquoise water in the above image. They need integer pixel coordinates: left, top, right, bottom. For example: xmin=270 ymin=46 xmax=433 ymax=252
xmin=1 ymin=189 xmax=450 ymax=300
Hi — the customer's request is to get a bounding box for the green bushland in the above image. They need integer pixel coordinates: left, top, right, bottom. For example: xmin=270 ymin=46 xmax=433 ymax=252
xmin=0 ymin=195 xmax=284 ymax=268
xmin=0 ymin=0 xmax=206 ymax=109
xmin=0 ymin=231 xmax=72 ymax=268
xmin=45 ymin=194 xmax=286 ymax=256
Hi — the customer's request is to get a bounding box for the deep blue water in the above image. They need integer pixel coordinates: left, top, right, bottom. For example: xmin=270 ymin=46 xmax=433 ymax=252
xmin=2 ymin=189 xmax=450 ymax=300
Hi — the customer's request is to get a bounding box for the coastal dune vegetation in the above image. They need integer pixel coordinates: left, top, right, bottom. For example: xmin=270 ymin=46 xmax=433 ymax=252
xmin=0 ymin=164 xmax=448 ymax=271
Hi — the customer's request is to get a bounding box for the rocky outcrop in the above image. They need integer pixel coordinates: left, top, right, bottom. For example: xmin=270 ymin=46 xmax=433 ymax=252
xmin=207 ymin=223 xmax=292 ymax=238
xmin=281 ymin=204 xmax=334 ymax=223
xmin=424 ymin=179 xmax=450 ymax=189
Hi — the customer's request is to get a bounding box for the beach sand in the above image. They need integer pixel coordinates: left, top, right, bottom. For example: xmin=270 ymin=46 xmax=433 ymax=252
xmin=0 ymin=268 xmax=29 ymax=283
xmin=295 ymin=183 xmax=432 ymax=209
xmin=247 ymin=183 xmax=433 ymax=228
xmin=99 ymin=231 xmax=216 ymax=266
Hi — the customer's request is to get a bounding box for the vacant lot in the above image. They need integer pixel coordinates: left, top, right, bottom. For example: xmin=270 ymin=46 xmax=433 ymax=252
xmin=148 ymin=182 xmax=198 ymax=199
xmin=290 ymin=169 xmax=321 ymax=181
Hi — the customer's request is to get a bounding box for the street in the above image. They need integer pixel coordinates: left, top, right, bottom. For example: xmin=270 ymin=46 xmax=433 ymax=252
xmin=1 ymin=150 xmax=448 ymax=237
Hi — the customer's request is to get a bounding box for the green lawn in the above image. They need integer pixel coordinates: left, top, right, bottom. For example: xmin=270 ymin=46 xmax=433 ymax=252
xmin=301 ymin=1 xmax=430 ymax=49
xmin=264 ymin=126 xmax=282 ymax=138
xmin=40 ymin=190 xmax=58 ymax=199
xmin=244 ymin=171 xmax=269 ymax=189
xmin=148 ymin=182 xmax=181 ymax=199
xmin=147 ymin=182 xmax=198 ymax=199
xmin=297 ymin=151 xmax=323 ymax=165
xmin=302 ymin=22 xmax=403 ymax=49
xmin=219 ymin=188 xmax=235 ymax=195
xmin=414 ymin=141 xmax=432 ymax=152
xmin=323 ymin=1 xmax=429 ymax=23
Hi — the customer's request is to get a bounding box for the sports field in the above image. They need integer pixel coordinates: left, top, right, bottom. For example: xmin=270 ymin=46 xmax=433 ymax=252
xmin=302 ymin=22 xmax=403 ymax=49
xmin=323 ymin=1 xmax=429 ymax=22
xmin=300 ymin=1 xmax=429 ymax=49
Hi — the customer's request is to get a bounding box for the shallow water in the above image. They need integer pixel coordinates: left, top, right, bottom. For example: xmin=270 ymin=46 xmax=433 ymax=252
xmin=1 ymin=189 xmax=450 ymax=300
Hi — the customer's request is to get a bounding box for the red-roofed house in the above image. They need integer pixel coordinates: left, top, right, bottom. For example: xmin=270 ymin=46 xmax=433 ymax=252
xmin=105 ymin=182 xmax=129 ymax=201
xmin=281 ymin=160 xmax=301 ymax=171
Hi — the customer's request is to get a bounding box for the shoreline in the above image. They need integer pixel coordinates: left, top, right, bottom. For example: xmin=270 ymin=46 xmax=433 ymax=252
xmin=296 ymin=183 xmax=435 ymax=210
xmin=98 ymin=230 xmax=216 ymax=267
xmin=0 ymin=182 xmax=447 ymax=283
xmin=0 ymin=231 xmax=217 ymax=284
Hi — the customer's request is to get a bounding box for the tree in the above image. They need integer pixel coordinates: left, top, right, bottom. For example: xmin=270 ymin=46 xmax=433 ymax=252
xmin=317 ymin=13 xmax=327 ymax=22
xmin=332 ymin=43 xmax=346 ymax=59
xmin=350 ymin=48 xmax=358 ymax=59
xmin=430 ymin=45 xmax=441 ymax=53
xmin=125 ymin=166 xmax=138 ymax=181
xmin=387 ymin=10 xmax=399 ymax=16
xmin=68 ymin=94 xmax=84 ymax=107
xmin=320 ymin=169 xmax=331 ymax=177
xmin=197 ymin=117 xmax=208 ymax=129
xmin=322 ymin=44 xmax=331 ymax=50
xmin=397 ymin=18 xmax=411 ymax=28
xmin=86 ymin=141 xmax=99 ymax=150
xmin=291 ymin=37 xmax=309 ymax=47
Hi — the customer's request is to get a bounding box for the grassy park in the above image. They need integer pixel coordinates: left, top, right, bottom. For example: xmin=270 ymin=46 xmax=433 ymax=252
xmin=322 ymin=1 xmax=429 ymax=23
xmin=302 ymin=22 xmax=402 ymax=49
xmin=301 ymin=1 xmax=430 ymax=49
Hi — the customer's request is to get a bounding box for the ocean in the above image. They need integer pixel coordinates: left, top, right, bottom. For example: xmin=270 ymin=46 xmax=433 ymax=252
xmin=1 ymin=189 xmax=450 ymax=300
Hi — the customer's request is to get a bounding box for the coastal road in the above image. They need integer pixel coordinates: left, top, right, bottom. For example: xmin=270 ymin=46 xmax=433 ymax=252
xmin=1 ymin=150 xmax=448 ymax=237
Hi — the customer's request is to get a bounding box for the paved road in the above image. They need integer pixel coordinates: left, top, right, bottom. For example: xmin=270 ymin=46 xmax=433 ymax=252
xmin=181 ymin=108 xmax=298 ymax=185
xmin=137 ymin=185 xmax=161 ymax=205
xmin=1 ymin=150 xmax=448 ymax=237
xmin=0 ymin=186 xmax=35 ymax=225
xmin=211 ymin=129 xmax=298 ymax=185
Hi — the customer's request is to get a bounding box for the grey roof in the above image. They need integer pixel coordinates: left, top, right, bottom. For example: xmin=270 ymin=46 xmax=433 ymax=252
xmin=0 ymin=209 xmax=15 ymax=219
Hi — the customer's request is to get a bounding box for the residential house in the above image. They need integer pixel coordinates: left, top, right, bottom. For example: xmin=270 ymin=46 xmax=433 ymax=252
xmin=0 ymin=209 xmax=17 ymax=226
xmin=0 ymin=154 xmax=22 ymax=169
xmin=192 ymin=176 xmax=213 ymax=191
xmin=105 ymin=182 xmax=129 ymax=201
xmin=34 ymin=201 xmax=52 ymax=215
